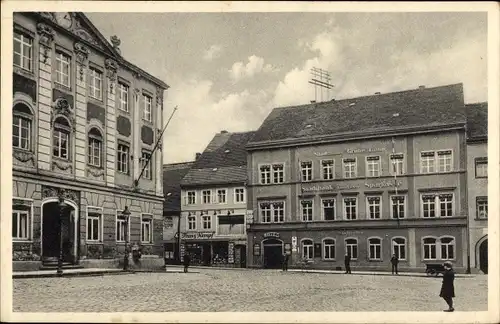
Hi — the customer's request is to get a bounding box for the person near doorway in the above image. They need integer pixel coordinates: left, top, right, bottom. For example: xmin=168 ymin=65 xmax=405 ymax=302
xmin=390 ymin=254 xmax=399 ymax=275
xmin=183 ymin=254 xmax=191 ymax=273
xmin=344 ymin=252 xmax=351 ymax=274
xmin=439 ymin=261 xmax=455 ymax=312
xmin=282 ymin=253 xmax=289 ymax=271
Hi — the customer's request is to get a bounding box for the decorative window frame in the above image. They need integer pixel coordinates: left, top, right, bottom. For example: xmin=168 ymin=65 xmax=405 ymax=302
xmin=186 ymin=212 xmax=197 ymax=231
xmin=420 ymin=192 xmax=455 ymax=218
xmin=12 ymin=197 xmax=34 ymax=242
xmin=12 ymin=98 xmax=36 ymax=154
xmin=421 ymin=235 xmax=456 ymax=261
xmin=365 ymin=155 xmax=381 ymax=177
xmin=88 ymin=63 xmax=104 ymax=101
xmin=258 ymin=201 xmax=285 ymax=223
xmin=272 ymin=163 xmax=285 ymax=184
xmin=476 ymin=196 xmax=488 ymax=219
xmin=322 ymin=237 xmax=336 ymax=261
xmin=258 ymin=163 xmax=272 ymax=185
xmin=300 ymin=160 xmax=313 ymax=182
xmin=320 ymin=159 xmax=335 ymax=180
xmin=86 ymin=206 xmax=103 ymax=243
xmin=366 ymin=195 xmax=382 ymax=220
xmin=13 ymin=27 xmax=35 ymax=74
xmin=117 ymin=81 xmax=130 ymax=113
xmin=436 ymin=149 xmax=454 ymax=172
xmin=201 ymin=212 xmax=212 ymax=230
xmin=140 ymin=213 xmax=154 ymax=244
xmin=419 ymin=150 xmax=436 ymax=174
xmin=321 ymin=197 xmax=336 ymax=221
xmin=52 ymin=115 xmax=73 ymax=161
xmin=342 ymin=196 xmax=358 ymax=220
xmin=53 ymin=45 xmax=73 ymax=90
xmin=390 ymin=194 xmax=407 ymax=219
xmin=389 ymin=153 xmax=405 ymax=175
xmin=391 ymin=236 xmax=407 ymax=261
xmin=116 ymin=140 xmax=131 ymax=175
xmin=115 ymin=209 xmax=131 ymax=243
xmin=87 ymin=125 xmax=105 ymax=169
xmin=300 ymin=238 xmax=314 ymax=260
xmin=474 ymin=157 xmax=488 ymax=178
xmin=342 ymin=157 xmax=357 ymax=178
xmin=300 ymin=199 xmax=314 ymax=222
xmin=344 ymin=237 xmax=358 ymax=260
xmin=367 ymin=236 xmax=383 ymax=261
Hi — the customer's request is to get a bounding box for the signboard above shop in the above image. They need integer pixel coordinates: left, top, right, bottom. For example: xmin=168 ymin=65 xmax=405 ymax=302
xmin=263 ymin=232 xmax=280 ymax=238
xmin=174 ymin=232 xmax=215 ymax=240
xmin=302 ymin=180 xmax=403 ymax=192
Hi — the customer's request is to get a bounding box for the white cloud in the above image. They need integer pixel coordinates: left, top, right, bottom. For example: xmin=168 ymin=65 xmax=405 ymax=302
xmin=229 ymin=55 xmax=278 ymax=81
xmin=203 ymin=44 xmax=222 ymax=61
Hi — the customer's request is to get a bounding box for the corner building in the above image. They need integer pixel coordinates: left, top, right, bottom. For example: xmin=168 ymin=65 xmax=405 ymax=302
xmin=246 ymin=84 xmax=469 ymax=273
xmin=11 ymin=12 xmax=168 ymax=269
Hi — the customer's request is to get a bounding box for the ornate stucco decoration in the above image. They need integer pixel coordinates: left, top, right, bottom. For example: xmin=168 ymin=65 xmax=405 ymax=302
xmin=36 ymin=23 xmax=55 ymax=64
xmin=105 ymin=58 xmax=118 ymax=94
xmin=13 ymin=149 xmax=35 ymax=164
xmin=156 ymin=128 xmax=163 ymax=151
xmin=133 ymin=71 xmax=142 ymax=81
xmin=41 ymin=185 xmax=80 ymax=205
xmin=51 ymin=97 xmax=76 ymax=131
xmin=38 ymin=12 xmax=55 ymax=21
xmin=134 ymin=88 xmax=141 ymax=101
xmin=74 ymin=42 xmax=90 ymax=82
xmin=73 ymin=18 xmax=102 ymax=50
xmin=110 ymin=35 xmax=121 ymax=55
xmin=87 ymin=165 xmax=105 ymax=177
xmin=156 ymin=87 xmax=163 ymax=106
xmin=52 ymin=160 xmax=73 ymax=172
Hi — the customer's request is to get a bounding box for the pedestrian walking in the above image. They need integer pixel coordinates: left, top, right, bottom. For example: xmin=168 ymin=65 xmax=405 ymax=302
xmin=344 ymin=252 xmax=351 ymax=274
xmin=282 ymin=253 xmax=289 ymax=271
xmin=439 ymin=261 xmax=455 ymax=312
xmin=183 ymin=254 xmax=191 ymax=273
xmin=390 ymin=254 xmax=399 ymax=275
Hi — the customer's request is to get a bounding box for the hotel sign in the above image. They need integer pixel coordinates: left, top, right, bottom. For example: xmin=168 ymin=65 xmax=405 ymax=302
xmin=303 ymin=180 xmax=402 ymax=192
xmin=174 ymin=232 xmax=215 ymax=240
xmin=263 ymin=232 xmax=280 ymax=238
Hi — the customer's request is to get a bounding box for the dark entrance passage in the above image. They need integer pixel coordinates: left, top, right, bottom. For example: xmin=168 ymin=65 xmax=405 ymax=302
xmin=479 ymin=239 xmax=488 ymax=274
xmin=235 ymin=245 xmax=247 ymax=268
xmin=42 ymin=202 xmax=75 ymax=263
xmin=263 ymin=239 xmax=283 ymax=269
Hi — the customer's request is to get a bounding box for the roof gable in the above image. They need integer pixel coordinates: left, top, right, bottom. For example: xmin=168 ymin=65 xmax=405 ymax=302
xmin=249 ymin=83 xmax=466 ymax=146
xmin=466 ymin=102 xmax=488 ymax=141
xmin=163 ymin=162 xmax=194 ymax=213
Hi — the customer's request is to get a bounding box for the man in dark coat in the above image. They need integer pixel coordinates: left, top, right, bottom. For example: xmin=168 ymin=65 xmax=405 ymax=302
xmin=183 ymin=254 xmax=191 ymax=273
xmin=282 ymin=253 xmax=289 ymax=272
xmin=344 ymin=252 xmax=351 ymax=274
xmin=439 ymin=261 xmax=455 ymax=312
xmin=390 ymin=254 xmax=399 ymax=275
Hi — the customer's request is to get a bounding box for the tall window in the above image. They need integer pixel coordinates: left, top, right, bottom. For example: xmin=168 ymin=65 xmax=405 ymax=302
xmin=202 ymin=190 xmax=212 ymax=204
xmin=423 ymin=236 xmax=456 ymax=260
xmin=391 ymin=196 xmax=405 ymax=219
xmin=12 ymin=209 xmax=29 ymax=240
xmin=323 ymin=239 xmax=336 ymax=260
xmin=55 ymin=52 xmax=71 ymax=87
xmin=301 ymin=200 xmax=313 ymax=222
xmin=475 ymin=158 xmax=487 ymax=178
xmin=53 ymin=117 xmax=70 ymax=159
xmin=140 ymin=151 xmax=152 ymax=179
xmin=187 ymin=214 xmax=196 ymax=230
xmin=343 ymin=158 xmax=357 ymax=178
xmin=260 ymin=165 xmax=271 ymax=184
xmin=259 ymin=202 xmax=284 ymax=223
xmin=343 ymin=197 xmax=357 ymax=220
xmin=202 ymin=214 xmax=211 ymax=229
xmin=345 ymin=238 xmax=358 ymax=259
xmin=390 ymin=154 xmax=404 ymax=175
xmin=143 ymin=94 xmax=152 ymax=121
xmin=367 ymin=196 xmax=381 ymax=219
xmin=117 ymin=143 xmax=130 ymax=174
xmin=322 ymin=160 xmax=334 ymax=180
xmin=118 ymin=83 xmax=129 ymax=112
xmin=301 ymin=161 xmax=313 ymax=182
xmin=186 ymin=191 xmax=196 ymax=205
xmin=141 ymin=215 xmax=153 ymax=243
xmin=272 ymin=164 xmax=284 ymax=183
xmin=302 ymin=239 xmax=314 ymax=260
xmin=368 ymin=238 xmax=382 ymax=260
xmin=476 ymin=197 xmax=488 ymax=219
xmin=420 ymin=152 xmax=435 ymax=173
xmin=437 ymin=150 xmax=452 ymax=172
xmin=217 ymin=189 xmax=227 ymax=204
xmin=14 ymin=31 xmax=33 ymax=71
xmin=116 ymin=214 xmax=127 ymax=242
xmin=234 ymin=188 xmax=245 ymax=203
xmin=89 ymin=67 xmax=102 ymax=100
xmin=322 ymin=199 xmax=335 ymax=221
xmin=86 ymin=209 xmax=101 ymax=242
xmin=392 ymin=237 xmax=406 ymax=260
xmin=13 ymin=104 xmax=32 ymax=151
xmin=87 ymin=128 xmax=103 ymax=167
xmin=366 ymin=156 xmax=380 ymax=177
xmin=440 ymin=237 xmax=455 ymax=260
xmin=423 ymin=237 xmax=437 ymax=260
xmin=422 ymin=194 xmax=454 ymax=218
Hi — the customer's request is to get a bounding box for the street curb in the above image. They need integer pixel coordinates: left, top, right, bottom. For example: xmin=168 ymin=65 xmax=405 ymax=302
xmin=287 ymin=270 xmax=476 ymax=279
xmin=13 ymin=270 xmax=134 ymax=279
xmin=132 ymin=269 xmax=200 ymax=274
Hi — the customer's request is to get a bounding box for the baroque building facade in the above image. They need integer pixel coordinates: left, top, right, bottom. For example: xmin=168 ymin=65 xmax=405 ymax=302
xmin=12 ymin=12 xmax=168 ymax=269
xmin=246 ymin=84 xmax=470 ymax=273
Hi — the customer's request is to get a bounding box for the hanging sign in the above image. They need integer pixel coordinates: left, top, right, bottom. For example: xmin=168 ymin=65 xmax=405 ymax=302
xmin=228 ymin=242 xmax=235 ymax=264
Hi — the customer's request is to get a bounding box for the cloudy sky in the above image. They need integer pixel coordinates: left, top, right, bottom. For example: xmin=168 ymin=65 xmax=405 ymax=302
xmin=87 ymin=11 xmax=488 ymax=164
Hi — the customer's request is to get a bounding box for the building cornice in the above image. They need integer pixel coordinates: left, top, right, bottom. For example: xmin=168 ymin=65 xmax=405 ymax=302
xmin=466 ymin=137 xmax=487 ymax=144
xmin=180 ymin=182 xmax=247 ymax=190
xmin=13 ymin=169 xmax=164 ymax=202
xmin=247 ymin=123 xmax=466 ymax=151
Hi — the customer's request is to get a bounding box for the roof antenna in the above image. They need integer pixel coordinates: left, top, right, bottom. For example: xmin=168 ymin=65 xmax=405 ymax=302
xmin=308 ymin=67 xmax=334 ymax=103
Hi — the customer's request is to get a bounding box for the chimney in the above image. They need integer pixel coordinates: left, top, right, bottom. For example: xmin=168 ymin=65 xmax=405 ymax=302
xmin=220 ymin=130 xmax=228 ymax=134
xmin=375 ymin=92 xmax=381 ymax=95
xmin=195 ymin=153 xmax=201 ymax=160
xmin=419 ymin=85 xmax=425 ymax=90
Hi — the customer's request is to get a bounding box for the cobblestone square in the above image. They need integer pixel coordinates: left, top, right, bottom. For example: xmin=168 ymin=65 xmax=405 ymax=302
xmin=13 ymin=269 xmax=487 ymax=312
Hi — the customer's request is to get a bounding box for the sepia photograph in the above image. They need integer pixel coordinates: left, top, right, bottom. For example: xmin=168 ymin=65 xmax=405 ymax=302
xmin=1 ymin=1 xmax=498 ymax=323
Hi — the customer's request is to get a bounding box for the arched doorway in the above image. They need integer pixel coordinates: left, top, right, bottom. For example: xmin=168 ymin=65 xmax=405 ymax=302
xmin=262 ymin=238 xmax=283 ymax=269
xmin=479 ymin=239 xmax=488 ymax=274
xmin=41 ymin=199 xmax=78 ymax=264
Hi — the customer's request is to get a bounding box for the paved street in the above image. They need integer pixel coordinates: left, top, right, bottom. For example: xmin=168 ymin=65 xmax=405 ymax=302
xmin=13 ymin=269 xmax=487 ymax=312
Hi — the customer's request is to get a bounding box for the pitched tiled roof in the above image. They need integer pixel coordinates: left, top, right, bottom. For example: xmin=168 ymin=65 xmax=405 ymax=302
xmin=248 ymin=84 xmax=466 ymax=148
xmin=163 ymin=162 xmax=194 ymax=213
xmin=180 ymin=131 xmax=255 ymax=186
xmin=466 ymin=102 xmax=488 ymax=141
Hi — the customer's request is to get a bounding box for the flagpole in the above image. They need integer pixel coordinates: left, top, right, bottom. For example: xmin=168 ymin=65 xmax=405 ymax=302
xmin=135 ymin=106 xmax=178 ymax=187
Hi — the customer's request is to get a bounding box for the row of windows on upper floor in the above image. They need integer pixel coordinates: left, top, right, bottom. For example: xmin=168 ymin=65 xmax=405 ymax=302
xmin=294 ymin=236 xmax=457 ymax=262
xmin=14 ymin=31 xmax=155 ymax=121
xmin=184 ymin=188 xmax=246 ymax=206
xmin=256 ymin=194 xmax=488 ymax=223
xmin=257 ymin=152 xmax=488 ymax=184
xmin=13 ymin=104 xmax=154 ymax=179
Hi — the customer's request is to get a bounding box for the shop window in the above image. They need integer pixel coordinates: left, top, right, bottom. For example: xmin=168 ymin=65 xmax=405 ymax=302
xmin=345 ymin=238 xmax=358 ymax=259
xmin=392 ymin=237 xmax=406 ymax=260
xmin=343 ymin=197 xmax=357 ymax=220
xmin=322 ymin=159 xmax=334 ymax=180
xmin=164 ymin=243 xmax=175 ymax=259
xmin=301 ymin=239 xmax=313 ymax=260
xmin=476 ymin=197 xmax=488 ymax=219
xmin=301 ymin=200 xmax=313 ymax=222
xmin=323 ymin=238 xmax=335 ymax=260
xmin=322 ymin=199 xmax=335 ymax=220
xmin=301 ymin=161 xmax=313 ymax=182
xmin=368 ymin=237 xmax=382 ymax=260
xmin=367 ymin=196 xmax=381 ymax=219
xmin=366 ymin=156 xmax=381 ymax=177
